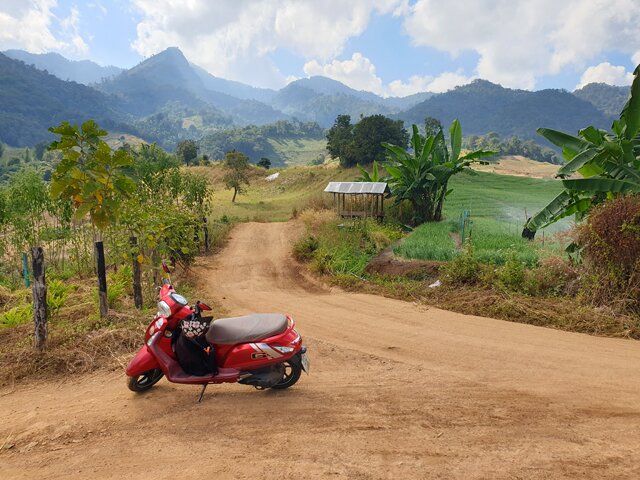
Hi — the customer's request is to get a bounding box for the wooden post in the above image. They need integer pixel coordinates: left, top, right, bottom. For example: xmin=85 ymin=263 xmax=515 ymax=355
xmin=95 ymin=241 xmax=108 ymax=318
xmin=22 ymin=252 xmax=30 ymax=288
xmin=31 ymin=246 xmax=47 ymax=351
xmin=130 ymin=236 xmax=143 ymax=309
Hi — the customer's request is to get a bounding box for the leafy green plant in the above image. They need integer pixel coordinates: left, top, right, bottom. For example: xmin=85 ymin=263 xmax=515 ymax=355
xmin=0 ymin=304 xmax=33 ymax=327
xmin=495 ymin=252 xmax=526 ymax=292
xmin=293 ymin=235 xmax=319 ymax=261
xmin=383 ymin=121 xmax=494 ymax=225
xmin=49 ymin=120 xmax=137 ymax=230
xmin=527 ymin=65 xmax=640 ymax=231
xmin=47 ymin=279 xmax=77 ymax=317
xmin=441 ymin=242 xmax=481 ymax=285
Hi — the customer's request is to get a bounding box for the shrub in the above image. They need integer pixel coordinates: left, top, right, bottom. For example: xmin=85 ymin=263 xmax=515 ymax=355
xmin=576 ymin=195 xmax=640 ymax=314
xmin=441 ymin=242 xmax=481 ymax=285
xmin=524 ymin=257 xmax=578 ymax=297
xmin=495 ymin=252 xmax=526 ymax=292
xmin=293 ymin=235 xmax=319 ymax=261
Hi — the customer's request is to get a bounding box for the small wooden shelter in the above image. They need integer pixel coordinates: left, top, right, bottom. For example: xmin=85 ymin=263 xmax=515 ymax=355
xmin=324 ymin=182 xmax=388 ymax=220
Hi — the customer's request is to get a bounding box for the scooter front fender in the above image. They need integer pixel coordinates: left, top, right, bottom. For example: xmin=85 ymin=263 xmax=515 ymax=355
xmin=126 ymin=345 xmax=160 ymax=376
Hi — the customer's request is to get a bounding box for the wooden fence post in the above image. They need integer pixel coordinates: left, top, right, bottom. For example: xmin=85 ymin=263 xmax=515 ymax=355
xmin=130 ymin=236 xmax=143 ymax=309
xmin=31 ymin=246 xmax=47 ymax=351
xmin=95 ymin=241 xmax=108 ymax=318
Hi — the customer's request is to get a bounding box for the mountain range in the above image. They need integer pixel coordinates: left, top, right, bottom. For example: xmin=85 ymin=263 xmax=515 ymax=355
xmin=0 ymin=47 xmax=631 ymax=150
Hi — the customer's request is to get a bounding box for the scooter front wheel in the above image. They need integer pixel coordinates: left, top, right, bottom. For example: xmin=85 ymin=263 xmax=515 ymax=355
xmin=271 ymin=361 xmax=301 ymax=390
xmin=127 ymin=369 xmax=164 ymax=392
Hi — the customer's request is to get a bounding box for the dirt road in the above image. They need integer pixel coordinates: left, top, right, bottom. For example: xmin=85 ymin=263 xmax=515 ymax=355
xmin=2 ymin=221 xmax=640 ymax=479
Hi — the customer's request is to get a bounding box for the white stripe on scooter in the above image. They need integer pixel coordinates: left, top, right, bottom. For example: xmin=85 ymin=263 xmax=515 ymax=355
xmin=256 ymin=343 xmax=282 ymax=358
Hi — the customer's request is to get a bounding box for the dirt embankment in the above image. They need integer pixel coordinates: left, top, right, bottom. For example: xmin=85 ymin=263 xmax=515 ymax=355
xmin=2 ymin=221 xmax=640 ymax=479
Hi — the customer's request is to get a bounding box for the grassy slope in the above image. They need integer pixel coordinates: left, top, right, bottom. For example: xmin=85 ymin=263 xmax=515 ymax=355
xmin=268 ymin=138 xmax=327 ymax=166
xmin=192 ymin=162 xmax=357 ymax=222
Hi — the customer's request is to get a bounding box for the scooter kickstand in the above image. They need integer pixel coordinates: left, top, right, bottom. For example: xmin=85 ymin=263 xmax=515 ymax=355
xmin=197 ymin=384 xmax=208 ymax=403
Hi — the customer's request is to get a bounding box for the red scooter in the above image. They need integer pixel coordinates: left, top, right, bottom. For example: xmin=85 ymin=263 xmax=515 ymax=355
xmin=126 ymin=262 xmax=309 ymax=401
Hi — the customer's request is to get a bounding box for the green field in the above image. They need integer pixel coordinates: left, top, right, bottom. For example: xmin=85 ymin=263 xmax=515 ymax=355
xmin=395 ymin=171 xmax=566 ymax=264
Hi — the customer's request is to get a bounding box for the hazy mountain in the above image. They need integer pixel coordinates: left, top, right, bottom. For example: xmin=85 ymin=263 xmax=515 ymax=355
xmin=398 ymin=80 xmax=611 ymax=141
xmin=191 ymin=63 xmax=276 ymax=103
xmin=271 ymin=77 xmax=390 ymax=127
xmin=98 ymin=47 xmax=286 ymax=125
xmin=383 ymin=92 xmax=434 ymax=111
xmin=573 ymin=82 xmax=629 ymax=117
xmin=0 ymin=53 xmax=130 ymax=147
xmin=3 ymin=49 xmax=123 ymax=85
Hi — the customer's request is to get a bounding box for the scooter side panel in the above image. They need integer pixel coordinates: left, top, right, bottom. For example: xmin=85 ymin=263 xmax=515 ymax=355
xmin=218 ymin=328 xmax=302 ymax=370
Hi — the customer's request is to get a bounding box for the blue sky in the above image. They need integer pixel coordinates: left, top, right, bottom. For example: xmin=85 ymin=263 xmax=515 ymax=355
xmin=2 ymin=1 xmax=640 ymax=96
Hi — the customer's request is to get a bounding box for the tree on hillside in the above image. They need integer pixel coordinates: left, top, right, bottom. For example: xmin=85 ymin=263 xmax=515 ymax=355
xmin=526 ymin=64 xmax=640 ymax=233
xmin=327 ymin=114 xmax=409 ymax=167
xmin=0 ymin=142 xmax=4 ymax=158
xmin=223 ymin=151 xmax=250 ymax=203
xmin=257 ymin=157 xmax=271 ymax=169
xmin=383 ymin=120 xmax=494 ymax=225
xmin=425 ymin=117 xmax=443 ymax=138
xmin=326 ymin=114 xmax=353 ymax=164
xmin=176 ymin=139 xmax=199 ymax=166
xmin=34 ymin=141 xmax=47 ymax=161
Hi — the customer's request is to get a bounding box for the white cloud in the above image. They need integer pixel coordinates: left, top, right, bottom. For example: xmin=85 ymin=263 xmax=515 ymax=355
xmin=403 ymin=0 xmax=640 ymax=90
xmin=303 ymin=54 xmax=472 ymax=96
xmin=303 ymin=53 xmax=385 ymax=95
xmin=633 ymin=52 xmax=640 ymax=68
xmin=0 ymin=1 xmax=89 ymax=56
xmin=577 ymin=62 xmax=634 ymax=89
xmin=130 ymin=0 xmax=406 ymax=88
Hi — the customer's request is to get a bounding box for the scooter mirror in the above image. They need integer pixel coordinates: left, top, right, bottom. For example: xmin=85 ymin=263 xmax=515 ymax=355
xmin=162 ymin=261 xmax=170 ymax=273
xmin=199 ymin=302 xmax=212 ymax=311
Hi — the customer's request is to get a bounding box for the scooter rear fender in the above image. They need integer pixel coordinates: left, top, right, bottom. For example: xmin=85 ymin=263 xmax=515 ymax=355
xmin=126 ymin=345 xmax=160 ymax=376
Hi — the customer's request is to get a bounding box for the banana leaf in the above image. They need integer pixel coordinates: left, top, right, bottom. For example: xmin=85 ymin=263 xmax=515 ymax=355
xmin=556 ymin=147 xmax=598 ymax=177
xmin=537 ymin=128 xmax=591 ymax=157
xmin=621 ymin=64 xmax=640 ymax=140
xmin=562 ymin=177 xmax=640 ymax=193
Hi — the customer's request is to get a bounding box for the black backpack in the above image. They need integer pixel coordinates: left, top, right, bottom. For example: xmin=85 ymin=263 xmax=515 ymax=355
xmin=175 ymin=316 xmax=217 ymax=376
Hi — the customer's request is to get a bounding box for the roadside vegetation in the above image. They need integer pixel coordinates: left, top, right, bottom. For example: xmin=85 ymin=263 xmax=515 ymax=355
xmin=295 ymin=69 xmax=640 ymax=338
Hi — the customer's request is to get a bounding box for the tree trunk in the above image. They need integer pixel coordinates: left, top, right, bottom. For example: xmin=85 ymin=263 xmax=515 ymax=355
xmin=232 ymin=187 xmax=238 ymax=203
xmin=95 ymin=241 xmax=108 ymax=318
xmin=130 ymin=236 xmax=143 ymax=309
xmin=31 ymin=246 xmax=47 ymax=351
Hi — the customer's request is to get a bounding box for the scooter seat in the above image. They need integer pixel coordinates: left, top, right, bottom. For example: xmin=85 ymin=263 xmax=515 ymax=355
xmin=206 ymin=313 xmax=288 ymax=345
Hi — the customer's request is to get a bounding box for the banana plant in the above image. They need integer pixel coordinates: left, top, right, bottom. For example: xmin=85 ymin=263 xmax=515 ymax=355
xmin=382 ymin=120 xmax=494 ymax=225
xmin=355 ymin=160 xmax=386 ymax=182
xmin=526 ymin=64 xmax=640 ymax=231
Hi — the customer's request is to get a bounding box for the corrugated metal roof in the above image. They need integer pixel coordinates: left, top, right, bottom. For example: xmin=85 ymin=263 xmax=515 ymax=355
xmin=324 ymin=182 xmax=388 ymax=194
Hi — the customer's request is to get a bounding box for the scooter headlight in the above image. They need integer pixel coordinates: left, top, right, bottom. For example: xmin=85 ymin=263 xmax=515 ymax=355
xmin=157 ymin=300 xmax=171 ymax=317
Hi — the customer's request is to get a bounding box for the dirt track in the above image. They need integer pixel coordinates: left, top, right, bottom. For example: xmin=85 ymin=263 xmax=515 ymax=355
xmin=2 ymin=221 xmax=640 ymax=479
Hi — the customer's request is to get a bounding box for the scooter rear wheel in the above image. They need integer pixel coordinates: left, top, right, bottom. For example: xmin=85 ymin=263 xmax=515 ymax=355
xmin=127 ymin=369 xmax=164 ymax=392
xmin=271 ymin=361 xmax=301 ymax=390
